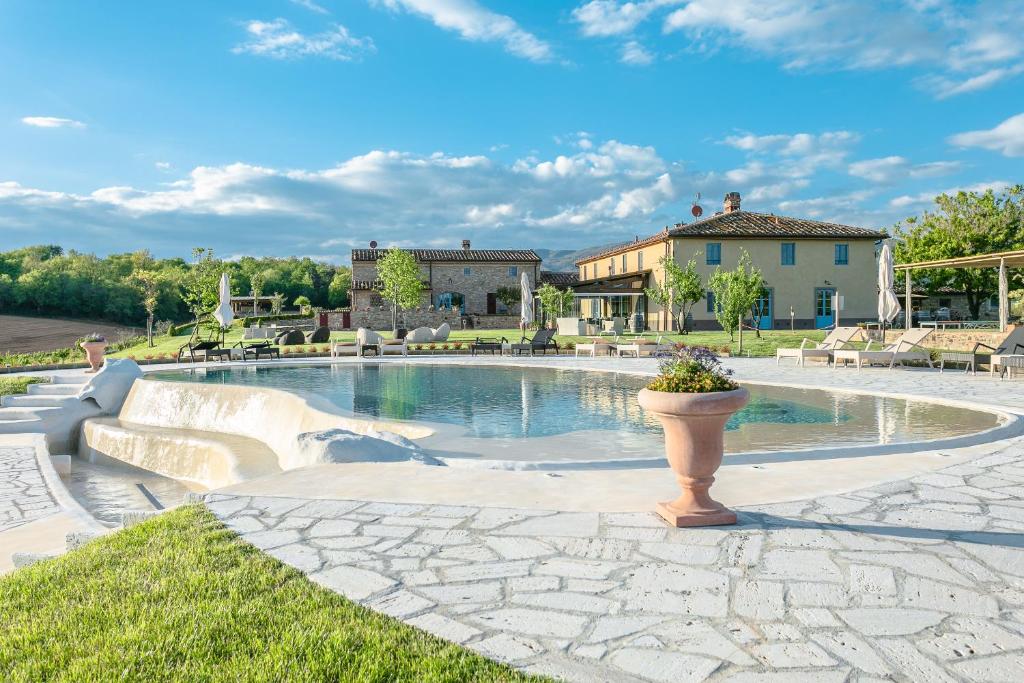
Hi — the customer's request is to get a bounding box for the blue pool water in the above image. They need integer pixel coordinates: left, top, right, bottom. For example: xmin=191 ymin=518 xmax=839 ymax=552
xmin=147 ymin=363 xmax=999 ymax=462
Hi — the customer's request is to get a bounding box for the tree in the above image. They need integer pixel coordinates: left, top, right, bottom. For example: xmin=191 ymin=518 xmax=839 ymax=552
xmin=708 ymin=250 xmax=764 ymax=340
xmin=644 ymin=256 xmax=704 ymax=333
xmin=249 ymin=270 xmax=266 ymax=316
xmin=293 ymin=295 xmax=312 ymax=314
xmin=270 ymin=293 xmax=285 ymax=315
xmin=181 ymin=247 xmax=221 ymax=324
xmin=894 ymin=185 xmax=1023 ymax=319
xmin=374 ymin=249 xmax=424 ymax=331
xmin=130 ymin=270 xmax=165 ymax=347
xmin=495 ymin=286 xmax=520 ymax=313
xmin=327 ymin=268 xmax=352 ymax=308
xmin=536 ymin=283 xmax=574 ymax=324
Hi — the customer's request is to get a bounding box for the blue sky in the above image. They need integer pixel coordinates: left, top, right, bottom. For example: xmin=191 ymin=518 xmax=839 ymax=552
xmin=1 ymin=0 xmax=1022 ymax=263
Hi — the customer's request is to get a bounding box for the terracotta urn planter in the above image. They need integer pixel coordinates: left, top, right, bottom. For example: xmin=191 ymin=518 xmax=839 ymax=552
xmin=80 ymin=340 xmax=108 ymax=373
xmin=638 ymin=386 xmax=749 ymax=527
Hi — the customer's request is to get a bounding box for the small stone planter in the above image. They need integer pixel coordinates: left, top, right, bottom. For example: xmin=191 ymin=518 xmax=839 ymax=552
xmin=638 ymin=387 xmax=749 ymax=527
xmin=80 ymin=341 xmax=108 ymax=373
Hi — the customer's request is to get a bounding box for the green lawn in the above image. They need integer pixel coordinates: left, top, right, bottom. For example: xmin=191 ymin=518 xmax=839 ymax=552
xmin=110 ymin=326 xmax=829 ymax=360
xmin=0 ymin=505 xmax=542 ymax=683
xmin=0 ymin=376 xmax=47 ymax=398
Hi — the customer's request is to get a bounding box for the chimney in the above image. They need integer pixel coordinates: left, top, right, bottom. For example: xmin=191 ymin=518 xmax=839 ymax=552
xmin=724 ymin=192 xmax=741 ymax=213
xmin=462 ymin=239 xmax=471 ymax=251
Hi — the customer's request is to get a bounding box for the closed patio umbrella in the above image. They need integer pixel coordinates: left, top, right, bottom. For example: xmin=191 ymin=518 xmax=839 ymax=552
xmin=520 ymin=272 xmax=533 ymax=331
xmin=213 ymin=272 xmax=234 ymax=332
xmin=999 ymin=258 xmax=1009 ymax=331
xmin=878 ymin=240 xmax=900 ymax=330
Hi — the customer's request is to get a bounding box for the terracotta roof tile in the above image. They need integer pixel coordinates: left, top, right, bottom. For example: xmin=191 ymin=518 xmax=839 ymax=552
xmin=539 ymin=271 xmax=579 ymax=287
xmin=667 ymin=211 xmax=888 ymax=239
xmin=352 ymin=248 xmax=540 ymax=263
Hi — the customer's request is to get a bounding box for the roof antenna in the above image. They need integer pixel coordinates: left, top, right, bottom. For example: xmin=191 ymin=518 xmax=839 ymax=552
xmin=691 ymin=192 xmax=703 ymax=218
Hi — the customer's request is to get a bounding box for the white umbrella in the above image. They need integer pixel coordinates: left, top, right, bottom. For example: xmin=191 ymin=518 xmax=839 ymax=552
xmin=999 ymin=258 xmax=1009 ymax=331
xmin=877 ymin=240 xmax=900 ymax=325
xmin=213 ymin=272 xmax=234 ymax=329
xmin=520 ymin=272 xmax=533 ymax=329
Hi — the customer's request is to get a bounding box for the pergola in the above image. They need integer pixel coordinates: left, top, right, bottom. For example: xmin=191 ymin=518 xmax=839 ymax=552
xmin=894 ymin=248 xmax=1023 ymax=331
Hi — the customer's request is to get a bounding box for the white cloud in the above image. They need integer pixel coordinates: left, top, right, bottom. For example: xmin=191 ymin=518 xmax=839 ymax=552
xmin=889 ymin=180 xmax=1015 ymax=210
xmin=847 ymin=156 xmax=960 ymax=183
xmin=290 ymin=0 xmax=330 ymax=14
xmin=372 ymin=0 xmax=553 ymax=62
xmin=571 ymin=0 xmax=1024 ymax=99
xmin=620 ymin=40 xmax=654 ymax=65
xmin=948 ymin=113 xmax=1024 ymax=157
xmin=21 ymin=116 xmax=86 ymax=129
xmin=155 ymin=161 xmax=172 ymax=171
xmin=233 ymin=18 xmax=375 ymax=60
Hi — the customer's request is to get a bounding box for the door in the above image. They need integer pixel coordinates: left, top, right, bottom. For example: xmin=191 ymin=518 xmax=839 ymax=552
xmin=753 ymin=289 xmax=773 ymax=330
xmin=815 ymin=288 xmax=836 ymax=328
xmin=486 ymin=293 xmax=497 ymax=315
xmin=318 ymin=312 xmax=329 ymax=328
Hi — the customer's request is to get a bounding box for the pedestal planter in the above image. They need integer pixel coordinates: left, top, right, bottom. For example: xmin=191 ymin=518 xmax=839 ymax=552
xmin=638 ymin=386 xmax=749 ymax=527
xmin=81 ymin=341 xmax=108 ymax=373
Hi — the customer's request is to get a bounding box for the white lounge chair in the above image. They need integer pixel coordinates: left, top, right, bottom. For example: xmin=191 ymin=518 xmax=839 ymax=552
xmin=832 ymin=328 xmax=934 ymax=370
xmin=615 ymin=335 xmax=674 ymax=358
xmin=985 ymin=327 xmax=1024 ymax=377
xmin=776 ymin=326 xmax=863 ymax=366
xmin=380 ymin=337 xmax=409 ymax=357
xmin=575 ymin=335 xmax=618 ymax=358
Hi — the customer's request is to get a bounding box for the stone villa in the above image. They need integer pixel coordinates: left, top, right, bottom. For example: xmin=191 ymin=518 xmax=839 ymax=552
xmin=574 ymin=192 xmax=889 ymax=331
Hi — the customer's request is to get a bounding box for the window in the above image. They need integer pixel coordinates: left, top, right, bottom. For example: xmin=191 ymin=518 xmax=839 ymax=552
xmin=834 ymin=243 xmax=849 ymax=265
xmin=637 ymin=251 xmax=643 ymax=270
xmin=583 ymin=265 xmax=588 ymax=280
xmin=706 ymin=291 xmax=715 ymax=313
xmin=781 ymin=243 xmax=796 ymax=266
xmin=706 ymin=243 xmax=722 ymax=265
xmin=463 ymin=267 xmax=472 ymax=276
xmin=622 ymin=254 xmax=628 ymax=273
xmin=508 ymin=266 xmax=518 ymax=277
xmin=609 ymin=258 xmax=615 ymax=275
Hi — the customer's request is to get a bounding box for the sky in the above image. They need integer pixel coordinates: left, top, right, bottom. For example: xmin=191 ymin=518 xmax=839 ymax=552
xmin=1 ymin=0 xmax=1022 ymax=264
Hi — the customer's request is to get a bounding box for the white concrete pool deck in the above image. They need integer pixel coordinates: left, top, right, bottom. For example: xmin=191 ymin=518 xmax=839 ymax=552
xmin=3 ymin=355 xmax=1024 ymax=680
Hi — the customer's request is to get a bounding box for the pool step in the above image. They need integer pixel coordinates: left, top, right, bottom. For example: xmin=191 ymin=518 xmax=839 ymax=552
xmin=47 ymin=374 xmax=91 ymax=385
xmin=79 ymin=417 xmax=283 ymax=489
xmin=0 ymin=406 xmax=62 ymax=422
xmin=27 ymin=383 xmax=81 ymax=396
xmin=1 ymin=394 xmax=81 ymax=409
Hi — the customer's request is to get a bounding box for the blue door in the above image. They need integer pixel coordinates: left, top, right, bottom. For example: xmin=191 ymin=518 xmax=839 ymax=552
xmin=815 ymin=288 xmax=836 ymax=328
xmin=754 ymin=289 xmax=773 ymax=330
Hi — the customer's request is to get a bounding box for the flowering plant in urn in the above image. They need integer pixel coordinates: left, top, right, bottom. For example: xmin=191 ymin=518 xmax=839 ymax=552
xmin=639 ymin=346 xmax=748 ymax=527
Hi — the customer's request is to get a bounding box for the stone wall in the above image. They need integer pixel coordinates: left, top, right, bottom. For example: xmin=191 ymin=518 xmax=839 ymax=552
xmin=883 ymin=326 xmax=1012 ymax=351
xmin=347 ymin=306 xmax=520 ymax=331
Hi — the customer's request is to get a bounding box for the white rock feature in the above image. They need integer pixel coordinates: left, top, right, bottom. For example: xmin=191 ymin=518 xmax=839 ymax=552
xmin=77 ymin=358 xmax=144 ymax=412
xmin=293 ymin=428 xmax=441 ymax=466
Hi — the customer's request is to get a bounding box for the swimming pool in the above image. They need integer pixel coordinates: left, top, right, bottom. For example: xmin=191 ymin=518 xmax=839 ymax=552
xmin=147 ymin=363 xmax=1003 ymax=465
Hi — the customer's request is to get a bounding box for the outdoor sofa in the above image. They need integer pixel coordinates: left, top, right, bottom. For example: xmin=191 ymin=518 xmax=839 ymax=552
xmin=775 ymin=326 xmax=863 ymax=366
xmin=832 ymin=328 xmax=934 ymax=370
xmin=575 ymin=335 xmax=618 ymax=358
xmin=614 ymin=336 xmax=674 ymax=358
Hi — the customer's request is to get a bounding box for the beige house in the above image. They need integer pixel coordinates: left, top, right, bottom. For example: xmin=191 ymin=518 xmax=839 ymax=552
xmin=351 ymin=241 xmax=541 ymax=317
xmin=575 ymin=192 xmax=888 ymax=331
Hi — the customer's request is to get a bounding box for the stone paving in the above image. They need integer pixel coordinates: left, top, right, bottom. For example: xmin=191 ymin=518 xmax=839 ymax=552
xmin=0 ymin=445 xmax=59 ymax=533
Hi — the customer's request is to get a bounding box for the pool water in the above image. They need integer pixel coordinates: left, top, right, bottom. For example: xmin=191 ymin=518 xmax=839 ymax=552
xmin=147 ymin=364 xmax=1002 ymax=464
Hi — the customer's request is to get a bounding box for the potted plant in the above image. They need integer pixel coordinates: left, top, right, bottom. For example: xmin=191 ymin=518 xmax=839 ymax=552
xmin=80 ymin=334 xmax=108 ymax=373
xmin=638 ymin=346 xmax=748 ymax=527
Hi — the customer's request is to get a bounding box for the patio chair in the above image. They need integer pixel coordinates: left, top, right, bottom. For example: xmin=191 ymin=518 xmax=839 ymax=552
xmin=832 ymin=328 xmax=934 ymax=370
xmin=511 ymin=328 xmax=559 ymax=355
xmin=615 ymin=335 xmax=674 ymax=358
xmin=379 ymin=336 xmax=408 ymax=357
xmin=240 ymin=341 xmax=280 ymax=362
xmin=775 ymin=326 xmax=863 ymax=367
xmin=355 ymin=328 xmax=384 ymax=357
xmin=470 ymin=336 xmax=509 ymax=355
xmin=575 ymin=335 xmax=618 ymax=358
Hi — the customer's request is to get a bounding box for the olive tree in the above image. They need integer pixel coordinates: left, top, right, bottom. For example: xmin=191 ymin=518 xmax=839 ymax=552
xmin=708 ymin=250 xmax=764 ymax=340
xmin=644 ymin=256 xmax=703 ymax=333
xmin=374 ymin=248 xmax=424 ymax=331
xmin=536 ymin=283 xmax=574 ymax=324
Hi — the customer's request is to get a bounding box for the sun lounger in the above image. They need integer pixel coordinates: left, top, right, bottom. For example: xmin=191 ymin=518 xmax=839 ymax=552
xmin=776 ymin=326 xmax=863 ymax=366
xmin=575 ymin=336 xmax=618 ymax=358
xmin=380 ymin=337 xmax=408 ymax=356
xmin=511 ymin=329 xmax=558 ymax=355
xmin=832 ymin=328 xmax=934 ymax=370
xmin=615 ymin=336 xmax=674 ymax=358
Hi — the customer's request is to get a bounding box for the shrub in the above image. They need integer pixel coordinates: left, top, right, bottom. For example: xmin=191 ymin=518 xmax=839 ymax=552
xmin=428 ymin=343 xmax=437 ymax=351
xmin=440 ymin=343 xmax=450 ymax=351
xmin=452 ymin=342 xmax=462 ymax=350
xmin=646 ymin=346 xmax=738 ymax=394
xmin=144 ymin=355 xmax=154 ymax=360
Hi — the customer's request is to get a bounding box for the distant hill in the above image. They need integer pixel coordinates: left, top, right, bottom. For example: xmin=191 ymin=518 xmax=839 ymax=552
xmin=535 ymin=244 xmax=619 ymax=271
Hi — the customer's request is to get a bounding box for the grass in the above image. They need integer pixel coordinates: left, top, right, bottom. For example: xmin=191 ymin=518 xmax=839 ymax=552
xmin=0 ymin=376 xmax=47 ymax=398
xmin=0 ymin=505 xmax=542 ymax=683
xmin=109 ymin=325 xmax=829 ymax=360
